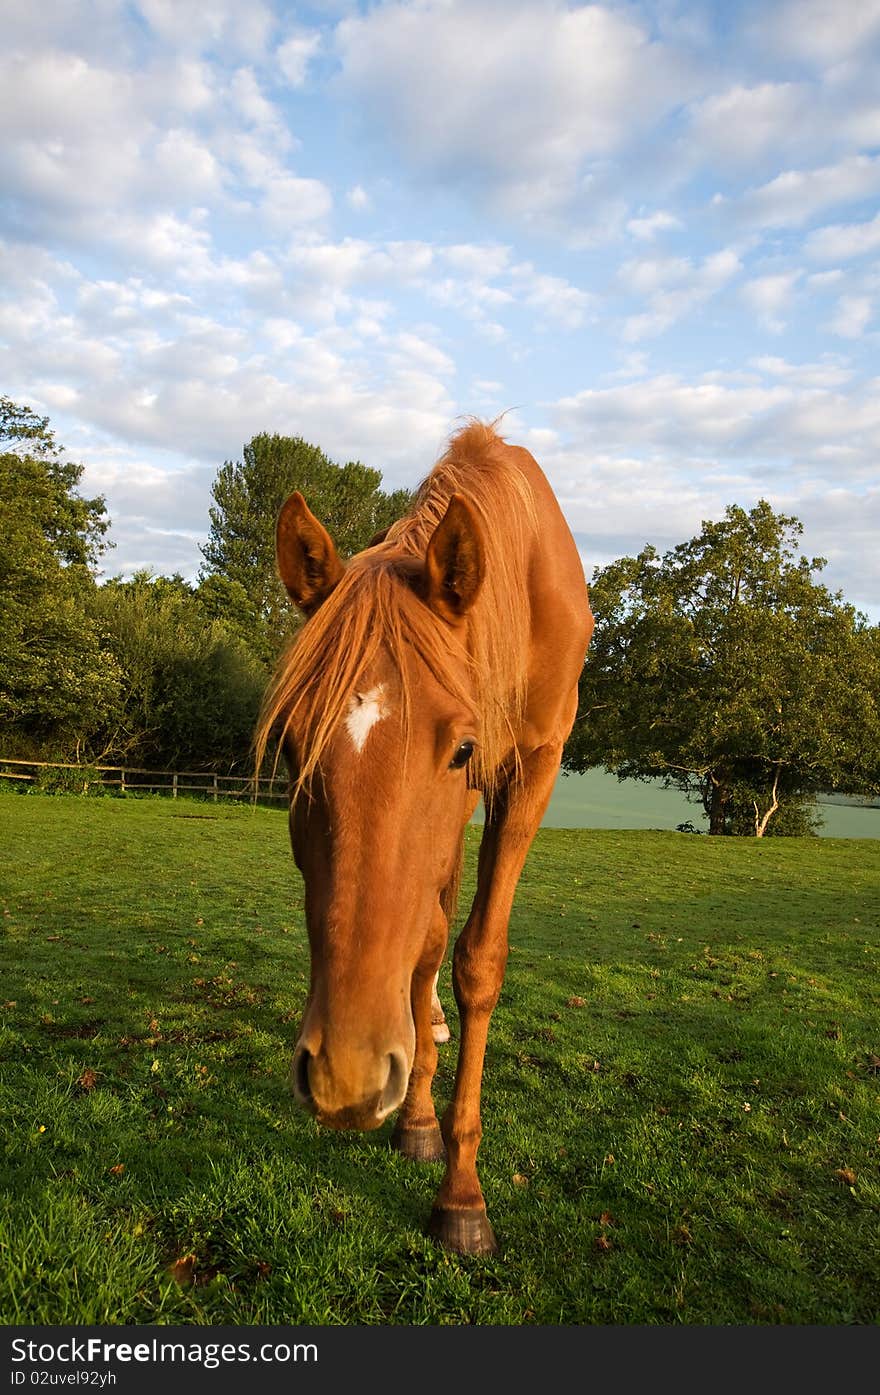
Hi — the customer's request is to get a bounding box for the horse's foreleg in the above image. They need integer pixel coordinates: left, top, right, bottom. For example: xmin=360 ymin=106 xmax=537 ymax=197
xmin=430 ymin=789 xmax=480 ymax=1045
xmin=430 ymin=971 xmax=450 ymax=1044
xmin=428 ymin=742 xmax=563 ymax=1255
xmin=390 ymin=909 xmax=447 ymax=1162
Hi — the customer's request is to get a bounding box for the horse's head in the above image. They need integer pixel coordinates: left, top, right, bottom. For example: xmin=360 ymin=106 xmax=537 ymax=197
xmin=269 ymin=490 xmax=485 ymax=1130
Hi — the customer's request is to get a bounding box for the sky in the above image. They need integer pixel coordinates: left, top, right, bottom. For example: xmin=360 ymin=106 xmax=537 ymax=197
xmin=2 ymin=0 xmax=879 ymax=619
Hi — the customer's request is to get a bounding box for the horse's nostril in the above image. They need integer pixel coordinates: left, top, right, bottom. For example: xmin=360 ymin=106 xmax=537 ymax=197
xmin=292 ymin=1045 xmax=314 ymax=1108
xmin=380 ymin=1050 xmax=410 ymax=1115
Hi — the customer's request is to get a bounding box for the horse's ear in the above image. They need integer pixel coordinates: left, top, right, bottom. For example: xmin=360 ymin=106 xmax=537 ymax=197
xmin=424 ymin=493 xmax=485 ymax=625
xmin=276 ymin=491 xmax=345 ymax=616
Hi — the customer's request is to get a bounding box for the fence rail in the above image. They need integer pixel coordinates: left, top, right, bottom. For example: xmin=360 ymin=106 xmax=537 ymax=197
xmin=0 ymin=757 xmax=288 ymax=803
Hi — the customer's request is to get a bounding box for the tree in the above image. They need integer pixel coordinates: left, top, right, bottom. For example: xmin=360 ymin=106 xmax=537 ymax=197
xmin=564 ymin=501 xmax=880 ymax=835
xmin=1 ymin=396 xmax=109 ymax=566
xmin=199 ymin=432 xmax=412 ymax=649
xmin=88 ymin=573 xmax=266 ymax=771
xmin=0 ymin=398 xmax=119 ymax=756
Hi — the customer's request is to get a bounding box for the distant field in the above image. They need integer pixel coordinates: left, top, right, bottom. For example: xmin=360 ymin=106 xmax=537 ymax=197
xmin=520 ymin=769 xmax=880 ymax=839
xmin=1 ymin=793 xmax=878 ymax=1325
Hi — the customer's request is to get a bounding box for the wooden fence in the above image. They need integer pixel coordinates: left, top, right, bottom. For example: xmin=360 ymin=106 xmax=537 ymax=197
xmin=0 ymin=757 xmax=288 ymax=804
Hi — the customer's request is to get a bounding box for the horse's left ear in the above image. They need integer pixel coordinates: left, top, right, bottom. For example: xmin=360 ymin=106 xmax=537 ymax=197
xmin=424 ymin=493 xmax=485 ymax=625
xmin=276 ymin=491 xmax=345 ymax=616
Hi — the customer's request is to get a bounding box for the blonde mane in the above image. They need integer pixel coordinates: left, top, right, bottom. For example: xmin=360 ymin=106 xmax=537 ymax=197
xmin=254 ymin=421 xmax=536 ymax=801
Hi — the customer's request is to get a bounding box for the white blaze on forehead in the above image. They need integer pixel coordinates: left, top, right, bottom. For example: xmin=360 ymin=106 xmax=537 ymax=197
xmin=344 ymin=684 xmax=389 ymax=754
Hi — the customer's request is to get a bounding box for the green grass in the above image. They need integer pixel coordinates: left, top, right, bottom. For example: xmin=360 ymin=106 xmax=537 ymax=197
xmin=1 ymin=792 xmax=878 ymax=1326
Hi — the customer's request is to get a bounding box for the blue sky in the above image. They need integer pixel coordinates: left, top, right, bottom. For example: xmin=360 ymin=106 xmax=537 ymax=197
xmin=2 ymin=0 xmax=879 ymax=618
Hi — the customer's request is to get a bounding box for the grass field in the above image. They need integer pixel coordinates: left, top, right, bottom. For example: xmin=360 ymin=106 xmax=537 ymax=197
xmin=1 ymin=792 xmax=879 ymax=1326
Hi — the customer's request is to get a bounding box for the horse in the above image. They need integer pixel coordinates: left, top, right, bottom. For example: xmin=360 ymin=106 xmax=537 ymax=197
xmin=255 ymin=421 xmax=593 ymax=1254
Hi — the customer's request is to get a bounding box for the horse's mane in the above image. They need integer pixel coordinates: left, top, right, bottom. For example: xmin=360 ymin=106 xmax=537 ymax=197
xmin=254 ymin=421 xmax=536 ymax=801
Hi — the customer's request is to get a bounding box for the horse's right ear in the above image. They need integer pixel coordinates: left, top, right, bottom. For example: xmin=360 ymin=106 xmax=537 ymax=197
xmin=276 ymin=492 xmax=345 ymax=616
xmin=424 ymin=493 xmax=485 ymax=625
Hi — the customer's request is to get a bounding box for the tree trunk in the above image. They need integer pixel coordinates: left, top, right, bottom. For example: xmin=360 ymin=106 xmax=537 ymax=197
xmin=708 ymin=779 xmax=730 ymax=835
xmin=753 ymin=767 xmax=781 ymax=838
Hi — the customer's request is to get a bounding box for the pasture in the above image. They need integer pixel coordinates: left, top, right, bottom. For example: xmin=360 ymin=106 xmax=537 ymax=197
xmin=1 ymin=792 xmax=878 ymax=1325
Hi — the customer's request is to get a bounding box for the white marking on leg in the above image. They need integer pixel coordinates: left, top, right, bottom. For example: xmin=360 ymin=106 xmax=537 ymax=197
xmin=344 ymin=684 xmax=388 ymax=754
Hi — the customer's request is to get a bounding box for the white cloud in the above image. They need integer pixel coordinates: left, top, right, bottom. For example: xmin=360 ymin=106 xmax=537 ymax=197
xmin=554 ymin=452 xmax=880 ymax=619
xmin=806 ymin=212 xmax=880 ymax=261
xmin=747 ymin=0 xmax=880 ymax=66
xmin=277 ymin=31 xmax=322 ymax=86
xmin=259 ymin=172 xmax=333 ymax=228
xmin=750 ymin=356 xmax=853 ymax=389
xmin=549 ymin=369 xmax=880 ymax=478
xmin=806 ymin=269 xmax=845 ymax=289
xmin=626 ymin=210 xmax=682 ymax=241
xmin=347 ymin=184 xmax=371 ymax=211
xmin=729 ymin=155 xmax=880 ymax=230
xmin=0 ymin=38 xmax=334 ymax=264
xmin=509 ymin=265 xmax=593 ymax=330
xmin=442 ymin=244 xmax=511 ymax=279
xmin=150 ymin=128 xmax=226 ymax=203
xmin=553 ymin=374 xmax=785 ymax=451
xmin=334 ymin=0 xmax=698 ymax=218
xmin=542 ymin=367 xmax=880 ymax=613
xmin=230 ymin=66 xmax=288 ymax=137
xmin=136 ymin=0 xmax=274 ymax=58
xmin=602 ymin=351 xmax=650 ymax=381
xmin=826 ymin=294 xmax=873 ymax=338
xmin=741 ymin=270 xmax=802 ymax=332
xmin=387 ymin=332 xmax=456 ymax=378
xmin=2 ymin=1 xmax=130 ymax=56
xmin=621 ymin=248 xmax=741 ymax=341
xmin=791 ymin=485 xmax=880 ymax=617
xmin=689 ymin=82 xmax=812 ymax=168
xmin=4 ymin=1 xmax=880 ymax=621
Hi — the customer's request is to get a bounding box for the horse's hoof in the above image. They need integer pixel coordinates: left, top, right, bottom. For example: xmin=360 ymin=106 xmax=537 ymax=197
xmin=427 ymin=1205 xmax=498 ymax=1255
xmin=431 ymin=1020 xmax=451 ymax=1045
xmin=390 ymin=1122 xmax=446 ymax=1162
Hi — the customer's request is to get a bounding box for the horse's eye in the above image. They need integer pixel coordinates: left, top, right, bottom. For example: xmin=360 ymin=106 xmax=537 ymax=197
xmin=449 ymin=740 xmax=475 ymax=770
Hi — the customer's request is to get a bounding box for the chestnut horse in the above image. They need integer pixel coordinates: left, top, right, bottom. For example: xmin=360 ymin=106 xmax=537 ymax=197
xmin=256 ymin=422 xmax=592 ymax=1254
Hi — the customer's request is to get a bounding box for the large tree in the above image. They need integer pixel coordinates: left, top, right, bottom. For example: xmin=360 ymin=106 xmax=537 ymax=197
xmin=565 ymin=501 xmax=880 ymax=835
xmin=0 ymin=396 xmax=109 ymax=565
xmin=0 ymin=397 xmax=119 ymax=756
xmin=199 ymin=432 xmax=412 ymax=648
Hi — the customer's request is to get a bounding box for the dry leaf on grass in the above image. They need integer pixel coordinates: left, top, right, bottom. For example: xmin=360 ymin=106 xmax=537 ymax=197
xmin=167 ymin=1254 xmax=197 ymax=1285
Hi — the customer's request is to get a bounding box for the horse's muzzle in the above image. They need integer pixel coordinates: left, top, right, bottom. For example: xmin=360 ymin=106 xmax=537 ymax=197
xmin=291 ymin=1042 xmax=410 ymax=1130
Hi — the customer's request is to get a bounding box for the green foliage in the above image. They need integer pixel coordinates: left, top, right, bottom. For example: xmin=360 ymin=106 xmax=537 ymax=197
xmin=0 ymin=398 xmax=118 ymax=754
xmin=199 ymin=432 xmax=412 ymax=647
xmin=725 ymin=783 xmax=823 ymax=838
xmin=32 ymin=764 xmax=106 ymax=796
xmin=566 ymin=501 xmax=880 ymax=835
xmin=87 ymin=573 xmax=266 ymax=771
xmin=0 ymin=395 xmax=110 ymax=567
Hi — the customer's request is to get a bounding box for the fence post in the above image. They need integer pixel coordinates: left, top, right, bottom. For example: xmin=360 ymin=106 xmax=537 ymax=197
xmin=173 ymin=773 xmax=178 ymax=800
xmin=120 ymin=768 xmax=126 ymax=796
xmin=213 ymin=773 xmax=218 ymax=803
